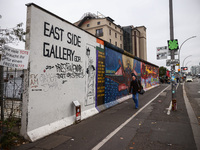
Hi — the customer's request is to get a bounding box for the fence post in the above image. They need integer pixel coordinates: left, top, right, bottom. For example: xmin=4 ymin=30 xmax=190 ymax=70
xmin=0 ymin=66 xmax=4 ymax=121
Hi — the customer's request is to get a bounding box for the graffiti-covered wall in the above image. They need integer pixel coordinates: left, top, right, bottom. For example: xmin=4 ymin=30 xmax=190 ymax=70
xmin=95 ymin=44 xmax=159 ymax=108
xmin=22 ymin=3 xmax=159 ymax=142
xmin=141 ymin=62 xmax=159 ymax=89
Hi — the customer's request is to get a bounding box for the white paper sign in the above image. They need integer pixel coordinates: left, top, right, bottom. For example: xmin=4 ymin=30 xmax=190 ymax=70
xmin=0 ymin=45 xmax=30 ymax=69
xmin=156 ymin=46 xmax=168 ymax=60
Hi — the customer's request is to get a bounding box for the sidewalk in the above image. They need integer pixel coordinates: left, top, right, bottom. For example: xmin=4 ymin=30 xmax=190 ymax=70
xmin=124 ymin=83 xmax=197 ymax=150
xmin=14 ymin=84 xmax=198 ymax=150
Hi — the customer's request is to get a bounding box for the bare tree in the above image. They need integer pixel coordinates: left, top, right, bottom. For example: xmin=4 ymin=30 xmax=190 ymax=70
xmin=0 ymin=23 xmax=26 ymax=47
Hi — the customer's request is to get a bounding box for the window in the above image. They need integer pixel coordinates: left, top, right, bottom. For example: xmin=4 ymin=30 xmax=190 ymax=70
xmin=115 ymin=26 xmax=117 ymax=29
xmin=109 ymin=29 xmax=111 ymax=35
xmin=120 ymin=44 xmax=122 ymax=48
xmin=115 ymin=42 xmax=117 ymax=46
xmin=87 ymin=24 xmax=90 ymax=27
xmin=96 ymin=28 xmax=103 ymax=37
xmin=97 ymin=21 xmax=100 ymax=25
xmin=115 ymin=33 xmax=117 ymax=38
xmin=109 ymin=23 xmax=111 ymax=26
xmin=120 ymin=35 xmax=122 ymax=40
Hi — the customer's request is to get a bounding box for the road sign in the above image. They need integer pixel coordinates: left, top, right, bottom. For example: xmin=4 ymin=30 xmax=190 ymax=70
xmin=168 ymin=50 xmax=178 ymax=56
xmin=156 ymin=46 xmax=168 ymax=60
xmin=157 ymin=46 xmax=178 ymax=60
xmin=166 ymin=59 xmax=171 ymax=66
xmin=166 ymin=59 xmax=179 ymax=66
xmin=168 ymin=39 xmax=179 ymax=50
xmin=181 ymin=67 xmax=188 ymax=70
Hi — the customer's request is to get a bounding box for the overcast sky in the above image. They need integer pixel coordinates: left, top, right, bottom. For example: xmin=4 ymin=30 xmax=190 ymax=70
xmin=1 ymin=0 xmax=200 ymax=71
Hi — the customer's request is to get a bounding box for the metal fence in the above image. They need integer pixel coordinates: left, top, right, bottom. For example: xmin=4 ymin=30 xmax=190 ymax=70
xmin=0 ymin=67 xmax=23 ymax=119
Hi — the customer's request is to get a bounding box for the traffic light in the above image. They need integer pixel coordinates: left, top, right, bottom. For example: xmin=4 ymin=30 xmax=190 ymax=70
xmin=181 ymin=67 xmax=188 ymax=70
xmin=168 ymin=39 xmax=179 ymax=50
xmin=183 ymin=67 xmax=188 ymax=70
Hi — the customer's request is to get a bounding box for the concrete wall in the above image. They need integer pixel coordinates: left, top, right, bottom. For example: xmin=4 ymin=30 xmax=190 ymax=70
xmin=21 ymin=3 xmax=159 ymax=142
xmin=21 ymin=4 xmax=98 ymax=141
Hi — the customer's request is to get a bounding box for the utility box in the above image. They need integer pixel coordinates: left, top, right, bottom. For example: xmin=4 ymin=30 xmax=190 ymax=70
xmin=73 ymin=101 xmax=81 ymax=123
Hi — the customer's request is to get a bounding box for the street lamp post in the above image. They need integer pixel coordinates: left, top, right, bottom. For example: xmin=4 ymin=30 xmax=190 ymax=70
xmin=169 ymin=0 xmax=177 ymax=111
xmin=178 ymin=36 xmax=196 ymax=70
xmin=181 ymin=55 xmax=192 ymax=78
xmin=183 ymin=55 xmax=192 ymax=68
xmin=185 ymin=61 xmax=191 ymax=67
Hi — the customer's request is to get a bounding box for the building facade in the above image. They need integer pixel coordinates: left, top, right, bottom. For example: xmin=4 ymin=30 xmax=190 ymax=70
xmin=74 ymin=12 xmax=147 ymax=60
xmin=191 ymin=65 xmax=200 ymax=75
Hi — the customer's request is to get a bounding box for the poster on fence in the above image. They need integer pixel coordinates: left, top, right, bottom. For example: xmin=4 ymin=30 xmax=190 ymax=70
xmin=0 ymin=45 xmax=30 ymax=69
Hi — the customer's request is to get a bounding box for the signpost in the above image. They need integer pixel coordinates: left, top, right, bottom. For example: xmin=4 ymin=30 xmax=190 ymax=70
xmin=168 ymin=39 xmax=179 ymax=50
xmin=181 ymin=67 xmax=188 ymax=71
xmin=166 ymin=59 xmax=179 ymax=66
xmin=156 ymin=46 xmax=178 ymax=61
xmin=168 ymin=50 xmax=178 ymax=56
xmin=169 ymin=0 xmax=179 ymax=111
xmin=156 ymin=46 xmax=168 ymax=60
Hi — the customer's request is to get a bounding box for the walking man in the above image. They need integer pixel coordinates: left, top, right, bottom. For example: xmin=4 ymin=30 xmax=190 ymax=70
xmin=129 ymin=75 xmax=141 ymax=109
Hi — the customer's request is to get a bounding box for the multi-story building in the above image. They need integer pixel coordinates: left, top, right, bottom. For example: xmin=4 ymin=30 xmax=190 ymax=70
xmin=74 ymin=12 xmax=147 ymax=61
xmin=191 ymin=65 xmax=200 ymax=75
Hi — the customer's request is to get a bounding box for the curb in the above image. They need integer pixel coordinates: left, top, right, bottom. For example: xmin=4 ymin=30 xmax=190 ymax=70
xmin=183 ymin=83 xmax=200 ymax=150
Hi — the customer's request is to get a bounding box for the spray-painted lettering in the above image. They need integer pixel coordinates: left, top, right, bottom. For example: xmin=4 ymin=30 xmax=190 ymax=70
xmin=44 ymin=22 xmax=64 ymax=41
xmin=67 ymin=32 xmax=81 ymax=47
xmin=55 ymin=63 xmax=84 ymax=79
xmin=46 ymin=65 xmax=54 ymax=70
xmin=40 ymin=73 xmax=60 ymax=92
xmin=43 ymin=42 xmax=76 ymax=61
xmin=30 ymin=74 xmax=39 ymax=88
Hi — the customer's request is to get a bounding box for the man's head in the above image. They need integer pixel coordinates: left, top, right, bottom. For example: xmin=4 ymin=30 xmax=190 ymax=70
xmin=132 ymin=75 xmax=136 ymax=80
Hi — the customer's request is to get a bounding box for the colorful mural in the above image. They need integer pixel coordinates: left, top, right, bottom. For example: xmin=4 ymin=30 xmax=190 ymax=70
xmin=96 ymin=39 xmax=106 ymax=106
xmin=105 ymin=47 xmax=126 ymax=103
xmin=101 ymin=46 xmax=159 ymax=105
xmin=141 ymin=63 xmax=159 ymax=89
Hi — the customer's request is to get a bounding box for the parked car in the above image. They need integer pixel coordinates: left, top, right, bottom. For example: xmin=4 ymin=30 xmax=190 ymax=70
xmin=186 ymin=76 xmax=193 ymax=82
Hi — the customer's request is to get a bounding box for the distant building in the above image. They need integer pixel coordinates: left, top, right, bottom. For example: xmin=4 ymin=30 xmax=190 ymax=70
xmin=191 ymin=65 xmax=200 ymax=75
xmin=74 ymin=12 xmax=147 ymax=61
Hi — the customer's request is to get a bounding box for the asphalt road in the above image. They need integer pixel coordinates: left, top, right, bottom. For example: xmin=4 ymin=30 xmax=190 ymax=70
xmin=15 ymin=82 xmax=200 ymax=150
xmin=184 ymin=77 xmax=200 ymax=126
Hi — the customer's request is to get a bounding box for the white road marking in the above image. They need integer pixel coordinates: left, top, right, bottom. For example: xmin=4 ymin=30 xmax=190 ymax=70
xmin=92 ymin=85 xmax=170 ymax=150
xmin=167 ymin=101 xmax=172 ymax=115
xmin=177 ymin=83 xmax=179 ymax=89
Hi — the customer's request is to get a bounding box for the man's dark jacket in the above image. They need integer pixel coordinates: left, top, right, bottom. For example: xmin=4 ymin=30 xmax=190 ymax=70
xmin=129 ymin=80 xmax=141 ymax=95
